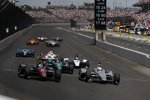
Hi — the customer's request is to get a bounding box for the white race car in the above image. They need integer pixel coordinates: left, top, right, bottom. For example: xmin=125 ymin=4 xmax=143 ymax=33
xmin=70 ymin=54 xmax=89 ymax=68
xmin=43 ymin=50 xmax=57 ymax=60
xmin=37 ymin=36 xmax=48 ymax=41
xmin=45 ymin=40 xmax=60 ymax=47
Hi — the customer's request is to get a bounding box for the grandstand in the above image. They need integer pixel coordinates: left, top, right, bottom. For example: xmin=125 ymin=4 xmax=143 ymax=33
xmin=0 ymin=0 xmax=33 ymax=40
xmin=133 ymin=0 xmax=150 ymax=12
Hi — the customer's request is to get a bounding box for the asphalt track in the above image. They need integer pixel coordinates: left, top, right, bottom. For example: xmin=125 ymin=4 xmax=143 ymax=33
xmin=0 ymin=24 xmax=150 ymax=100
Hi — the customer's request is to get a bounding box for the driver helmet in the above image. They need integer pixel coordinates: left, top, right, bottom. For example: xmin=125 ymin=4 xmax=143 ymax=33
xmin=98 ymin=62 xmax=101 ymax=67
xmin=48 ymin=55 xmax=51 ymax=58
xmin=49 ymin=51 xmax=53 ymax=55
xmin=97 ymin=62 xmax=102 ymax=71
xmin=97 ymin=67 xmax=102 ymax=71
xmin=38 ymin=64 xmax=43 ymax=69
xmin=75 ymin=54 xmax=79 ymax=60
xmin=40 ymin=53 xmax=43 ymax=56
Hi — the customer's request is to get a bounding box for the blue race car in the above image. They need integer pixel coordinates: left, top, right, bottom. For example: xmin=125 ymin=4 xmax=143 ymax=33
xmin=16 ymin=49 xmax=34 ymax=57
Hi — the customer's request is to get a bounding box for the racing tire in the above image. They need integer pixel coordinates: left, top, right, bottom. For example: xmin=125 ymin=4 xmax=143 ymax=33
xmin=24 ymin=67 xmax=30 ymax=79
xmin=78 ymin=73 xmax=86 ymax=81
xmin=55 ymin=70 xmax=61 ymax=82
xmin=86 ymin=61 xmax=90 ymax=68
xmin=58 ymin=56 xmax=63 ymax=62
xmin=79 ymin=69 xmax=81 ymax=75
xmin=69 ymin=64 xmax=74 ymax=74
xmin=113 ymin=73 xmax=120 ymax=85
xmin=18 ymin=65 xmax=25 ymax=77
xmin=32 ymin=54 xmax=34 ymax=58
xmin=16 ymin=53 xmax=19 ymax=57
xmin=85 ymin=70 xmax=91 ymax=82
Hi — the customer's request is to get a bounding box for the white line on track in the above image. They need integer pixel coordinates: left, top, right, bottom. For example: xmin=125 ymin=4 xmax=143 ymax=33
xmin=0 ymin=95 xmax=18 ymax=100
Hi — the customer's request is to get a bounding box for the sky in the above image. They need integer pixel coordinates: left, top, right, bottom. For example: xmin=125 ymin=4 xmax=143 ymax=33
xmin=11 ymin=0 xmax=138 ymax=8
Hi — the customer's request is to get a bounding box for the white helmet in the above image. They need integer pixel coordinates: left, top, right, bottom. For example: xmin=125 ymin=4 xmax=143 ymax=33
xmin=97 ymin=67 xmax=102 ymax=71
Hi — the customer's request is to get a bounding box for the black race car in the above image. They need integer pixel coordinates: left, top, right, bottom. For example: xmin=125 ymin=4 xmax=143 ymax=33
xmin=61 ymin=58 xmax=74 ymax=74
xmin=18 ymin=64 xmax=61 ymax=82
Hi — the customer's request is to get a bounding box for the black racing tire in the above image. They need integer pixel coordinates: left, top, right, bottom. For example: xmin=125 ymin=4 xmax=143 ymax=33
xmin=16 ymin=53 xmax=19 ymax=57
xmin=32 ymin=53 xmax=34 ymax=58
xmin=113 ymin=73 xmax=120 ymax=85
xmin=58 ymin=56 xmax=63 ymax=62
xmin=85 ymin=70 xmax=91 ymax=82
xmin=45 ymin=43 xmax=48 ymax=47
xmin=79 ymin=69 xmax=81 ymax=75
xmin=24 ymin=67 xmax=30 ymax=79
xmin=69 ymin=64 xmax=74 ymax=74
xmin=18 ymin=65 xmax=25 ymax=77
xmin=86 ymin=61 xmax=90 ymax=68
xmin=55 ymin=70 xmax=61 ymax=82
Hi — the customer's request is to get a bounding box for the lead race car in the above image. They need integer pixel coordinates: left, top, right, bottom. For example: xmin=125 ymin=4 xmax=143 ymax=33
xmin=37 ymin=51 xmax=74 ymax=74
xmin=37 ymin=50 xmax=61 ymax=62
xmin=16 ymin=49 xmax=34 ymax=57
xmin=18 ymin=63 xmax=61 ymax=82
xmin=79 ymin=65 xmax=120 ymax=85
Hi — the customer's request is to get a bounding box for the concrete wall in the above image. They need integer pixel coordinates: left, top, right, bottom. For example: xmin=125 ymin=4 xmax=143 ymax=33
xmin=62 ymin=25 xmax=150 ymax=68
xmin=0 ymin=25 xmax=33 ymax=52
xmin=96 ymin=41 xmax=150 ymax=67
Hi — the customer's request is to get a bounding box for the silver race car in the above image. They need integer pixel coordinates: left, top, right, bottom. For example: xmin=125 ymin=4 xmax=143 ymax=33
xmin=45 ymin=40 xmax=60 ymax=47
xmin=79 ymin=66 xmax=120 ymax=85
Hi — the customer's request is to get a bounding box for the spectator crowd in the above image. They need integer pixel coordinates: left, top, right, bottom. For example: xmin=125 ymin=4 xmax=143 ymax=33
xmin=26 ymin=4 xmax=150 ymax=28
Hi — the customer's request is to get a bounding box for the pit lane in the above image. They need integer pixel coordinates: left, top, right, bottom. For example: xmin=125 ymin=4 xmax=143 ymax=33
xmin=0 ymin=24 xmax=150 ymax=100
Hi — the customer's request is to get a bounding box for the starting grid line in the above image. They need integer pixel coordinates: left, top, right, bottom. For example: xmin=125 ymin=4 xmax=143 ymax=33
xmin=0 ymin=68 xmax=148 ymax=82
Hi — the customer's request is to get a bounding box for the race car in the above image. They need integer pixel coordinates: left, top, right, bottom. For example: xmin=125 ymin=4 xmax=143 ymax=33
xmin=61 ymin=58 xmax=74 ymax=74
xmin=70 ymin=54 xmax=89 ymax=68
xmin=78 ymin=67 xmax=120 ymax=85
xmin=37 ymin=53 xmax=62 ymax=71
xmin=37 ymin=36 xmax=48 ymax=42
xmin=45 ymin=40 xmax=60 ymax=47
xmin=52 ymin=37 xmax=63 ymax=42
xmin=16 ymin=49 xmax=34 ymax=57
xmin=38 ymin=50 xmax=60 ymax=61
xmin=37 ymin=52 xmax=73 ymax=74
xmin=26 ymin=38 xmax=39 ymax=45
xmin=18 ymin=63 xmax=61 ymax=82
